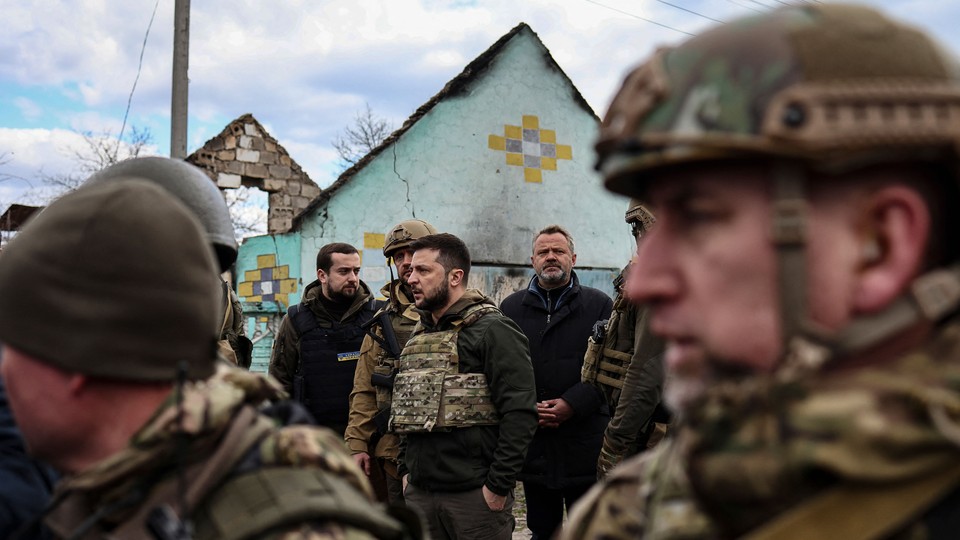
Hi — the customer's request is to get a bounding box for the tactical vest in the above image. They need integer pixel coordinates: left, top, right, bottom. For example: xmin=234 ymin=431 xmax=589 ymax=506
xmin=582 ymin=292 xmax=635 ymax=409
xmin=372 ymin=302 xmax=420 ymax=411
xmin=389 ymin=304 xmax=501 ymax=433
xmin=291 ymin=297 xmax=379 ymax=431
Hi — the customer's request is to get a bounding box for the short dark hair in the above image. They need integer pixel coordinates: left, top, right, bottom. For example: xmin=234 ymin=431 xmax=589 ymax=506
xmin=316 ymin=242 xmax=359 ymax=272
xmin=409 ymin=233 xmax=471 ymax=282
xmin=533 ymin=224 xmax=575 ymax=254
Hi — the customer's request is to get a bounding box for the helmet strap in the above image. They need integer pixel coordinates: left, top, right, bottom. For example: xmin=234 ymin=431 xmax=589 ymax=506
xmin=771 ymin=162 xmax=810 ymax=353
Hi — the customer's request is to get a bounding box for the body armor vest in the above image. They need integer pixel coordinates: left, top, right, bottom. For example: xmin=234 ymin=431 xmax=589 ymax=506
xmin=291 ymin=298 xmax=379 ymax=431
xmin=389 ymin=304 xmax=501 ymax=433
xmin=582 ymin=292 xmax=635 ymax=409
xmin=373 ymin=302 xmax=420 ymax=412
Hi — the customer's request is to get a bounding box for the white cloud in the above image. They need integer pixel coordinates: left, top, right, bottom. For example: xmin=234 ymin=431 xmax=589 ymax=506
xmin=2 ymin=0 xmax=960 ymax=209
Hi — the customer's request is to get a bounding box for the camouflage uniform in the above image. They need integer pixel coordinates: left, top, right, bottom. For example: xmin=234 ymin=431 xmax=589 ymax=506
xmin=584 ymin=267 xmax=666 ymax=478
xmin=345 ymin=280 xmax=420 ymax=501
xmin=566 ymin=3 xmax=960 ymax=539
xmin=566 ymin=317 xmax=960 ymax=539
xmin=42 ymin=364 xmax=407 ymax=540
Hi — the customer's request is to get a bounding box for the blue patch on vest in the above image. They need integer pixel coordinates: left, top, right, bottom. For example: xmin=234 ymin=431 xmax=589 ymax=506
xmin=337 ymin=351 xmax=361 ymax=362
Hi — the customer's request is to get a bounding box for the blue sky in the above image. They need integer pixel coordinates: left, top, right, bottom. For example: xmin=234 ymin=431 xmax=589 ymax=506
xmin=3 ymin=0 xmax=959 ymax=210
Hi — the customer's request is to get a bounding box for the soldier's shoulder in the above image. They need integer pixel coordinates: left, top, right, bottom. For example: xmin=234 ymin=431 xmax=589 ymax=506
xmin=563 ymin=451 xmax=655 ymax=539
xmin=564 ymin=439 xmax=716 ymax=540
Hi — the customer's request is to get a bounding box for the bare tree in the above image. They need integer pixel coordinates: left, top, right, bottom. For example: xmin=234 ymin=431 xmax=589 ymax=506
xmin=37 ymin=126 xmax=154 ymax=197
xmin=332 ymin=104 xmax=393 ymax=171
xmin=224 ymin=186 xmax=267 ymax=240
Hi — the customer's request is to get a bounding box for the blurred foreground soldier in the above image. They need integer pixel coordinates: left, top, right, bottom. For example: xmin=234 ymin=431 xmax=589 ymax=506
xmin=394 ymin=234 xmax=538 ymax=539
xmin=85 ymin=156 xmax=252 ymax=369
xmin=346 ymin=219 xmax=437 ymax=503
xmin=0 ymin=181 xmax=410 ymax=539
xmin=564 ymin=4 xmax=960 ymax=539
xmin=270 ymin=243 xmax=381 ymax=435
xmin=581 ymin=201 xmax=667 ymax=480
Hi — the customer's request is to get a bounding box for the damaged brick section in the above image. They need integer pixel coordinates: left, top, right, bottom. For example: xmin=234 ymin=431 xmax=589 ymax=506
xmin=187 ymin=113 xmax=321 ymax=234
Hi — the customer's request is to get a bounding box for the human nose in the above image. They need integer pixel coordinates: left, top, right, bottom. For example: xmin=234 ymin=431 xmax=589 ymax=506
xmin=627 ymin=227 xmax=681 ymax=304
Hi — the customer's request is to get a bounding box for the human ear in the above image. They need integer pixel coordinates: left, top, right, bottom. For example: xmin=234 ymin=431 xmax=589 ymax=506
xmin=853 ymin=186 xmax=930 ymax=314
xmin=448 ymin=269 xmax=464 ymax=288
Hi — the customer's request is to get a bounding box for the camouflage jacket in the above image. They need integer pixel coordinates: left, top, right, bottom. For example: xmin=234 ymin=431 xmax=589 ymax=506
xmin=42 ymin=364 xmax=406 ymax=540
xmin=563 ymin=318 xmax=960 ymax=540
xmin=345 ymin=281 xmax=420 ymax=466
xmin=595 ymin=289 xmax=666 ymax=467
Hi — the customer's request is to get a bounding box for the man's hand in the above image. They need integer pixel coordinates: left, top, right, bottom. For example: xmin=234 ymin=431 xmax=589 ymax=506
xmin=353 ymin=452 xmax=371 ymax=475
xmin=537 ymin=398 xmax=574 ymax=427
xmin=402 ymin=473 xmax=409 ymax=493
xmin=482 ymin=485 xmax=507 ymax=511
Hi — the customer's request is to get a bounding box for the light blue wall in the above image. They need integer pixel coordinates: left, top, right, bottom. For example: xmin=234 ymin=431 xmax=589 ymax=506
xmin=298 ymin=27 xmax=633 ymax=301
xmin=234 ymin=232 xmax=302 ymax=373
xmin=235 ymin=27 xmax=635 ymax=371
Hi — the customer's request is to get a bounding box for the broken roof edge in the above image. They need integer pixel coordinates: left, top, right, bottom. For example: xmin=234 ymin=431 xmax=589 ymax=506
xmin=186 ymin=112 xmax=318 ymax=188
xmin=291 ymin=21 xmax=598 ymax=230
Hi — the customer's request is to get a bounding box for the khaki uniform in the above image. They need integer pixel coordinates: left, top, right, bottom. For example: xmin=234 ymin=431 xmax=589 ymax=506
xmin=345 ymin=281 xmax=420 ymax=497
xmin=583 ymin=275 xmax=666 ymax=477
xmin=219 ymin=285 xmax=252 ymax=369
xmin=42 ymin=364 xmax=407 ymax=540
xmin=563 ymin=317 xmax=960 ymax=540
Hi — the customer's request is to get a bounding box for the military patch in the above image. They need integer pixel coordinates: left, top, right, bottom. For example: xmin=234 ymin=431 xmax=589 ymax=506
xmin=337 ymin=351 xmax=360 ymax=362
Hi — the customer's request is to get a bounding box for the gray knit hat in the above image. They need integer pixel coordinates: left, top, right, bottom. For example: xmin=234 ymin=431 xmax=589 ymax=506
xmin=0 ymin=180 xmax=220 ymax=381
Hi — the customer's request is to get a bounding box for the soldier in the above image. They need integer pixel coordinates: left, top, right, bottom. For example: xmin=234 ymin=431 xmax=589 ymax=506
xmin=85 ymin=157 xmax=252 ymax=369
xmin=564 ymin=4 xmax=960 ymax=539
xmin=393 ymin=233 xmax=538 ymax=540
xmin=346 ymin=219 xmax=438 ymax=504
xmin=270 ymin=242 xmax=382 ymax=434
xmin=0 ymin=180 xmax=410 ymax=539
xmin=581 ymin=200 xmax=668 ymax=479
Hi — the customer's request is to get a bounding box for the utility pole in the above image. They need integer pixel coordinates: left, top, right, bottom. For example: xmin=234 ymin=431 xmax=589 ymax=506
xmin=171 ymin=0 xmax=190 ymax=159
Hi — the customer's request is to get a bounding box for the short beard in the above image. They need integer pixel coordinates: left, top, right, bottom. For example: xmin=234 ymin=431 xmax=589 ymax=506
xmin=537 ymin=268 xmax=568 ymax=288
xmin=328 ymin=286 xmax=357 ymax=304
xmin=417 ymin=280 xmax=450 ymax=312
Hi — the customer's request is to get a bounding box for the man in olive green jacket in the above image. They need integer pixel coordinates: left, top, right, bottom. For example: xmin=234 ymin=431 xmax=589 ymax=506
xmin=396 ymin=234 xmax=538 ymax=540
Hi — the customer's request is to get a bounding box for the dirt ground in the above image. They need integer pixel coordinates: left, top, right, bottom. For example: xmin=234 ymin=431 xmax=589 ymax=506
xmin=512 ymin=482 xmax=532 ymax=539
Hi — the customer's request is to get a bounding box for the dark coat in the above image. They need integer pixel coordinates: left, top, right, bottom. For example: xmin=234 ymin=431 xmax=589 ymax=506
xmin=0 ymin=376 xmax=56 ymax=539
xmin=501 ymin=271 xmax=613 ymax=489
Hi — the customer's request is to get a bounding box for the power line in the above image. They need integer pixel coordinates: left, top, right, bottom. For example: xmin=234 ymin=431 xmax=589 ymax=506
xmin=584 ymin=0 xmax=695 ymax=36
xmin=725 ymin=0 xmax=765 ymax=14
xmin=655 ymin=0 xmax=726 ymax=24
xmin=116 ymin=0 xmax=162 ymax=156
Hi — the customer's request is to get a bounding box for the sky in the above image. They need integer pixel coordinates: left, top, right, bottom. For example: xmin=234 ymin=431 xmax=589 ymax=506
xmin=3 ymin=0 xmax=959 ymax=212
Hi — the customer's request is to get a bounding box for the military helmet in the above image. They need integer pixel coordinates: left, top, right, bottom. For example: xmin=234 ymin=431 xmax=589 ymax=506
xmin=597 ymin=3 xmax=960 ymax=197
xmin=383 ymin=219 xmax=438 ymax=258
xmin=85 ymin=157 xmax=238 ymax=272
xmin=625 ymin=198 xmax=655 ymax=238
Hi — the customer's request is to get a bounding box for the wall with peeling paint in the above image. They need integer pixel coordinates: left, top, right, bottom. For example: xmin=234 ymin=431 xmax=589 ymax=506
xmin=296 ymin=26 xmax=633 ymax=296
xmin=234 ymin=232 xmax=301 ymax=373
xmin=235 ymin=26 xmax=635 ymax=372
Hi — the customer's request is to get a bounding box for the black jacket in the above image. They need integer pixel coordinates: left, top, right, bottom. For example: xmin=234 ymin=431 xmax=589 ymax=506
xmin=501 ymin=271 xmax=613 ymax=488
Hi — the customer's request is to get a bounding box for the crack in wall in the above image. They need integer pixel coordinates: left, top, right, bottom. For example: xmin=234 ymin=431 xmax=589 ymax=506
xmin=393 ymin=145 xmax=416 ymax=218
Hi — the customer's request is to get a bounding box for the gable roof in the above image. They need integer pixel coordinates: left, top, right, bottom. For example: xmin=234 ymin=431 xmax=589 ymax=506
xmin=1 ymin=203 xmax=42 ymax=231
xmin=292 ymin=22 xmax=597 ymax=229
